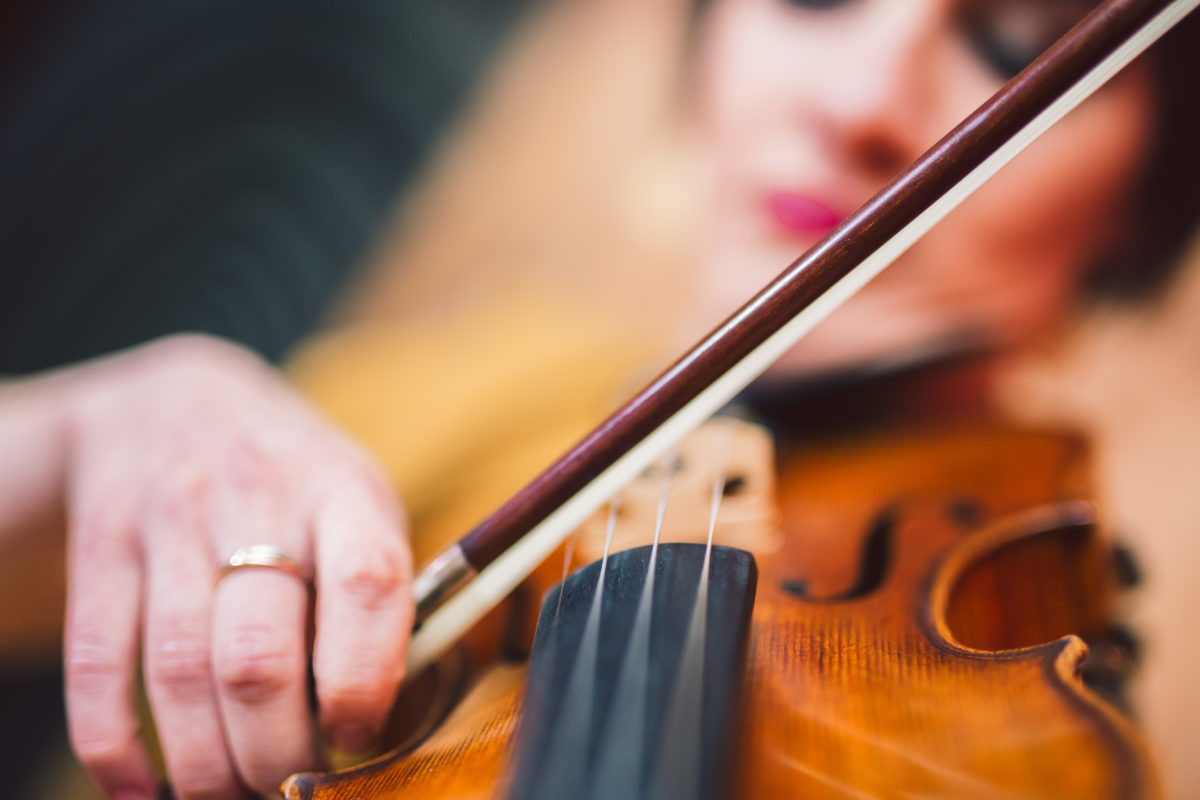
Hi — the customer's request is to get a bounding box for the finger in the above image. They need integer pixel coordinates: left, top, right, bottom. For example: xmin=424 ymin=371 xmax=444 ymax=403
xmin=312 ymin=484 xmax=412 ymax=752
xmin=206 ymin=443 xmax=318 ymax=794
xmin=64 ymin=506 xmax=157 ymax=800
xmin=212 ymin=566 xmax=317 ymax=794
xmin=142 ymin=496 xmax=244 ymax=800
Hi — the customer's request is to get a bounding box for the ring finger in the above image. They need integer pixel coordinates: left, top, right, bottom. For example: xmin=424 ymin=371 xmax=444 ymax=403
xmin=212 ymin=558 xmax=317 ymax=794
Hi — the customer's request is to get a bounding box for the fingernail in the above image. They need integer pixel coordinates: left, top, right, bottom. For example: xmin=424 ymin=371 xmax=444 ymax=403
xmin=331 ymin=723 xmax=376 ymax=753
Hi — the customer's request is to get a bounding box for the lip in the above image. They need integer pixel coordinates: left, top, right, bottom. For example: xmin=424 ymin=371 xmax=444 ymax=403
xmin=764 ymin=191 xmax=846 ymax=237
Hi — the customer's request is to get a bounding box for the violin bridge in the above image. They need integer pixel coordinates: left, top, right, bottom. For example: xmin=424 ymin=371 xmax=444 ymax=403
xmin=572 ymin=417 xmax=782 ymax=563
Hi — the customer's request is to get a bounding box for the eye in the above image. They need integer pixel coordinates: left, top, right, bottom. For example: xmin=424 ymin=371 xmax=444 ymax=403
xmin=962 ymin=0 xmax=1098 ymax=79
xmin=780 ymin=0 xmax=855 ymax=10
xmin=963 ymin=22 xmax=1039 ymax=79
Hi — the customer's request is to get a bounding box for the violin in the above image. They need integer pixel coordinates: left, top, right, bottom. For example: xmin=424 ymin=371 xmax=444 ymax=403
xmin=283 ymin=417 xmax=1153 ymax=799
xmin=280 ymin=0 xmax=1193 ymax=796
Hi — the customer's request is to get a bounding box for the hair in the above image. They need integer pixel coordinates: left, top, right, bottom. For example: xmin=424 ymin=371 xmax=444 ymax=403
xmin=1090 ymin=9 xmax=1200 ymax=298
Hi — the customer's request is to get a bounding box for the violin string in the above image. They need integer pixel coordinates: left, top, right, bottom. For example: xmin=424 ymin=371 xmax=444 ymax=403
xmin=650 ymin=453 xmax=673 ymax=553
xmin=587 ymin=454 xmax=676 ymax=799
xmin=562 ymin=531 xmax=578 ymax=582
xmin=600 ymin=494 xmax=620 ymax=564
xmin=552 ymin=500 xmax=611 ymax=622
xmin=545 ymin=500 xmax=614 ymax=690
xmin=649 ymin=428 xmax=733 ymax=798
xmin=530 ymin=502 xmax=619 ymax=796
xmin=704 ymin=425 xmax=734 ymax=554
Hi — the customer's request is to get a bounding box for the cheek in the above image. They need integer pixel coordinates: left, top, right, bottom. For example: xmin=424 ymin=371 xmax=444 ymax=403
xmin=695 ymin=2 xmax=755 ymax=159
xmin=951 ymin=72 xmax=1154 ymax=291
xmin=694 ymin=0 xmax=808 ymax=177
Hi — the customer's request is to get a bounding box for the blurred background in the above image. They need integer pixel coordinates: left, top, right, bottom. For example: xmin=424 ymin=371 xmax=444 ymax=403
xmin=0 ymin=0 xmax=533 ymax=372
xmin=2 ymin=0 xmax=1198 ymax=796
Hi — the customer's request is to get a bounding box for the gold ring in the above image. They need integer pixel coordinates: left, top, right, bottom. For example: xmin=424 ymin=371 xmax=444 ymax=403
xmin=215 ymin=545 xmax=307 ymax=586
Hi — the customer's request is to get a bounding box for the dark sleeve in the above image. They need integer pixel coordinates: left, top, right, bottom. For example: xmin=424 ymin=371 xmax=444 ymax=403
xmin=0 ymin=0 xmax=531 ymax=373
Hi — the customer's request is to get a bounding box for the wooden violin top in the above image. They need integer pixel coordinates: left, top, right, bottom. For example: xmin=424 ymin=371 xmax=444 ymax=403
xmin=285 ymin=421 xmax=1157 ymax=800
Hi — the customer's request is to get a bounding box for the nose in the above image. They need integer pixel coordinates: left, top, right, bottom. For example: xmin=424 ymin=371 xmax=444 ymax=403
xmin=807 ymin=1 xmax=947 ymax=177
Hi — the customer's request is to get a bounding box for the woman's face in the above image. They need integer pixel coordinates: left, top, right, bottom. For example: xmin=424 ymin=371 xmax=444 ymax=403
xmin=695 ymin=0 xmax=1155 ymax=377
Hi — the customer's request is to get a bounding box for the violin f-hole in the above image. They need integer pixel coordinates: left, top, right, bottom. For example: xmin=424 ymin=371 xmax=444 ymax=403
xmin=781 ymin=506 xmax=896 ymax=602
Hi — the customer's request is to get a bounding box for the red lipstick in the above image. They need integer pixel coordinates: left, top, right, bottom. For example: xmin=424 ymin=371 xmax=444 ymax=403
xmin=765 ymin=192 xmax=844 ymax=237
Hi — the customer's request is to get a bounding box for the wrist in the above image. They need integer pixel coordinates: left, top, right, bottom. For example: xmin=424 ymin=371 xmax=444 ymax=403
xmin=0 ymin=370 xmax=77 ymax=540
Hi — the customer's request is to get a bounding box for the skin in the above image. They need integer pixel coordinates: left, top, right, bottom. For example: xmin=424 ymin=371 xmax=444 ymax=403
xmin=0 ymin=336 xmax=413 ymax=799
xmin=693 ymin=0 xmax=1156 ymax=378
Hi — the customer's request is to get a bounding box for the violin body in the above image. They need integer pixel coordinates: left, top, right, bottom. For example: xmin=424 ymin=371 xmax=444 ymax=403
xmin=284 ymin=421 xmax=1157 ymax=799
xmin=740 ymin=425 xmax=1153 ymax=798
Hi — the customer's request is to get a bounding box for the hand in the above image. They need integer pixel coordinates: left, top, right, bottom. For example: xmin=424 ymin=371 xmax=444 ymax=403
xmin=55 ymin=335 xmax=413 ymax=798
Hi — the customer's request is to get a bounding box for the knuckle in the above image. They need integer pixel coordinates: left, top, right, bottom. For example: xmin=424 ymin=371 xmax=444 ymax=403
xmin=153 ymin=333 xmax=262 ymax=374
xmin=215 ymin=623 xmax=299 ymax=705
xmin=332 ymin=547 xmax=406 ymax=611
xmin=344 ymin=456 xmax=399 ymax=508
xmin=134 ymin=336 xmax=267 ymax=407
xmin=145 ymin=630 xmax=212 ymax=704
xmin=74 ymin=335 xmax=262 ymax=421
xmin=64 ymin=631 xmax=123 ymax=699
